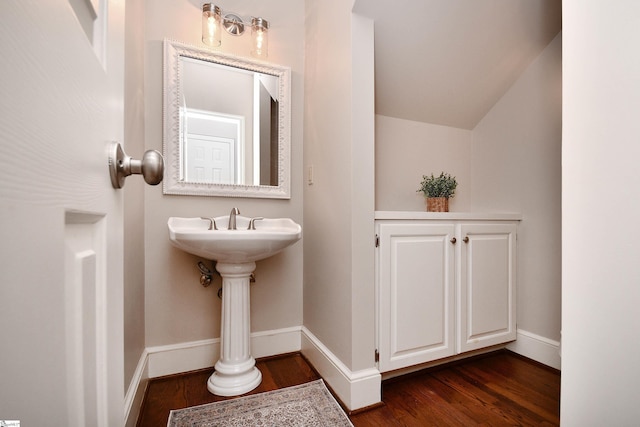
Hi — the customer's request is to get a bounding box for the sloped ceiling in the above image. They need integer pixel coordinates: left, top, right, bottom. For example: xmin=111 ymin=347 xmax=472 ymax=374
xmin=352 ymin=0 xmax=562 ymax=129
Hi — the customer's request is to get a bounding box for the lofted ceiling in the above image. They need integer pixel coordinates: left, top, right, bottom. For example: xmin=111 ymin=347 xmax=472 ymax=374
xmin=352 ymin=0 xmax=562 ymax=129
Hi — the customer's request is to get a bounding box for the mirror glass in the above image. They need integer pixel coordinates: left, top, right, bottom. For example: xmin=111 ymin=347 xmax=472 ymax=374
xmin=163 ymin=39 xmax=291 ymax=198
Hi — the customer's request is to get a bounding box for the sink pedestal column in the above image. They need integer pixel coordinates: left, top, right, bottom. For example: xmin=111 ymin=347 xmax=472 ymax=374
xmin=208 ymin=261 xmax=262 ymax=396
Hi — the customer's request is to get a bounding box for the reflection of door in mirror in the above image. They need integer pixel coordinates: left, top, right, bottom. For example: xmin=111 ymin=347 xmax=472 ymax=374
xmin=181 ymin=56 xmax=279 ymax=186
xmin=182 ymin=57 xmax=252 ymax=184
xmin=183 ymin=110 xmax=244 ymax=184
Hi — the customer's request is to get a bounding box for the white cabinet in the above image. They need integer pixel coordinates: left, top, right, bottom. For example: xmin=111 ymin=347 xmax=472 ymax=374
xmin=376 ymin=215 xmax=517 ymax=373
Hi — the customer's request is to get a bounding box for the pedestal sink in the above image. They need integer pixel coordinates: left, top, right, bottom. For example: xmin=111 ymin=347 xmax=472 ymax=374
xmin=167 ymin=214 xmax=301 ymax=396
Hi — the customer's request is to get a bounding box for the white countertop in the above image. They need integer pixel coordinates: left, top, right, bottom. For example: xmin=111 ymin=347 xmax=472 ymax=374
xmin=375 ymin=211 xmax=522 ymax=221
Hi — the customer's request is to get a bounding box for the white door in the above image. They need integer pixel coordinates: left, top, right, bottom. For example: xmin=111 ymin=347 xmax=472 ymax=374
xmin=184 ymin=110 xmax=243 ymax=184
xmin=457 ymin=223 xmax=517 ymax=353
xmin=377 ymin=222 xmax=456 ymax=372
xmin=185 ymin=135 xmax=236 ymax=183
xmin=0 ymin=1 xmax=125 ymax=426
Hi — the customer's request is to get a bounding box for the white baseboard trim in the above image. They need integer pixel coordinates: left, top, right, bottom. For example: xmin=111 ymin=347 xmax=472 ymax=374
xmin=124 ymin=349 xmax=149 ymax=427
xmin=507 ymin=329 xmax=561 ymax=370
xmin=124 ymin=327 xmax=558 ymax=425
xmin=301 ymin=326 xmax=381 ymax=411
xmin=123 ymin=326 xmax=302 ymax=426
xmin=146 ymin=326 xmax=302 ymax=379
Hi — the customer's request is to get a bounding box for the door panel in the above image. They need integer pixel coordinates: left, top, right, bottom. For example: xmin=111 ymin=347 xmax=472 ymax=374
xmin=185 ymin=135 xmax=236 ymax=183
xmin=0 ymin=1 xmax=124 ymax=425
xmin=458 ymin=223 xmax=517 ymax=353
xmin=377 ymin=223 xmax=456 ymax=372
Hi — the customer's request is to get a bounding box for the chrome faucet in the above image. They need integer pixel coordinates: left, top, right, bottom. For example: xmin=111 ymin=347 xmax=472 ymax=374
xmin=228 ymin=207 xmax=240 ymax=230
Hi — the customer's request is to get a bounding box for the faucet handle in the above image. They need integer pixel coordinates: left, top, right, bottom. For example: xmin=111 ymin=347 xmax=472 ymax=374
xmin=247 ymin=217 xmax=264 ymax=230
xmin=200 ymin=217 xmax=218 ymax=230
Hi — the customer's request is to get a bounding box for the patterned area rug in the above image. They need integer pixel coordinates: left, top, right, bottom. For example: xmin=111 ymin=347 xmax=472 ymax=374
xmin=167 ymin=379 xmax=354 ymax=426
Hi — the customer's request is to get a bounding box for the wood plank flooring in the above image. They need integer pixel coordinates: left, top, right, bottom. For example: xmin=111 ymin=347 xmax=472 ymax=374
xmin=350 ymin=352 xmax=560 ymax=426
xmin=137 ymin=353 xmax=319 ymax=427
xmin=136 ymin=350 xmax=560 ymax=426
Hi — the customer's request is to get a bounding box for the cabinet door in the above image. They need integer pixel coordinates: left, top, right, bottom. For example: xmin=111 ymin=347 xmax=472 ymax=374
xmin=377 ymin=222 xmax=456 ymax=372
xmin=458 ymin=223 xmax=517 ymax=353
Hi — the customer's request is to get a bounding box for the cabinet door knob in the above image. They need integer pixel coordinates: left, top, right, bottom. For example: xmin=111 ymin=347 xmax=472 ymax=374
xmin=450 ymin=237 xmax=457 ymax=244
xmin=463 ymin=236 xmax=469 ymax=243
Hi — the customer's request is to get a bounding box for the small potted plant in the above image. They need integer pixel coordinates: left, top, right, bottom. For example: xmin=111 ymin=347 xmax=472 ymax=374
xmin=417 ymin=172 xmax=458 ymax=212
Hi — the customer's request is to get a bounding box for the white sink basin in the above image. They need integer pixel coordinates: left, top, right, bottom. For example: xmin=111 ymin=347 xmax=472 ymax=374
xmin=167 ymin=216 xmax=302 ymax=263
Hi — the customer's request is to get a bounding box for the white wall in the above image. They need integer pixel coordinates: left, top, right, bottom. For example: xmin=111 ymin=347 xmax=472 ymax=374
xmin=472 ymin=34 xmax=562 ymax=344
xmin=302 ymin=2 xmax=380 ymax=409
xmin=143 ymin=0 xmax=305 ymax=348
xmin=302 ymin=0 xmax=355 ymax=365
xmin=123 ymin=0 xmax=147 ymax=391
xmin=375 ymin=116 xmax=472 ymax=212
xmin=562 ymin=1 xmax=640 ymax=424
xmin=350 ymin=12 xmax=377 ymax=374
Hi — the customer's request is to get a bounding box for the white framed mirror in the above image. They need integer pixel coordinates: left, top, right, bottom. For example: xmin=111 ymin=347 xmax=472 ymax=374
xmin=163 ymin=39 xmax=291 ymax=198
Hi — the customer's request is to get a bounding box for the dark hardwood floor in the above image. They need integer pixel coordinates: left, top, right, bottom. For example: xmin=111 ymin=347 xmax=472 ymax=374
xmin=350 ymin=351 xmax=560 ymax=426
xmin=136 ymin=350 xmax=560 ymax=426
xmin=137 ymin=353 xmax=319 ymax=427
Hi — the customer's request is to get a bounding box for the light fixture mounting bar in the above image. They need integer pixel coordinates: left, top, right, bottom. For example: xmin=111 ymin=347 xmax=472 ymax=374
xmin=223 ymin=13 xmax=245 ymax=35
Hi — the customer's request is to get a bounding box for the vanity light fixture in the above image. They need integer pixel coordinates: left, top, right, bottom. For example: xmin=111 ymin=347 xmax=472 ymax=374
xmin=250 ymin=17 xmax=269 ymax=58
xmin=201 ymin=3 xmax=269 ymax=58
xmin=202 ymin=4 xmax=222 ymax=47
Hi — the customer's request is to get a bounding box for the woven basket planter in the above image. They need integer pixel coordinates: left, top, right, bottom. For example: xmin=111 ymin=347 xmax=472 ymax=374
xmin=426 ymin=197 xmax=449 ymax=212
